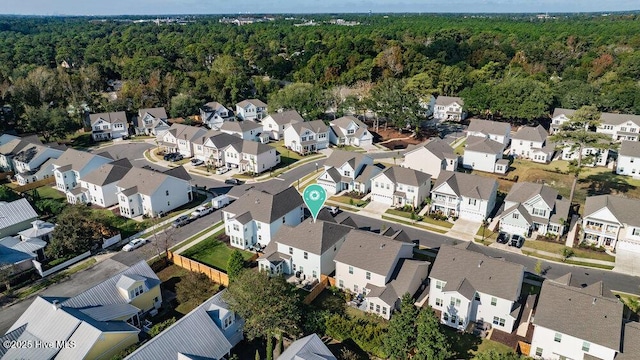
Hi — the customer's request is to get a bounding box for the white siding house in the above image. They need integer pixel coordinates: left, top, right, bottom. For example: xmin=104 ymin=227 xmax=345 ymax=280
xmin=596 ymin=112 xmax=640 ymax=142
xmin=261 ymin=110 xmax=304 ymax=140
xmin=235 ymin=99 xmax=267 ymax=121
xmin=222 ymin=140 xmax=279 ymax=174
xmin=511 ymin=125 xmax=555 ymax=163
xmin=71 ymin=159 xmax=133 ymax=207
xmin=200 ymin=101 xmax=231 ymax=130
xmin=329 ymin=116 xmax=373 ymax=147
xmin=53 ymin=149 xmax=113 ymax=194
xmin=219 ymin=120 xmax=264 ymax=142
xmin=12 ymin=144 xmax=64 ymax=186
xmin=370 ymin=166 xmax=431 ymax=208
xmin=462 ymin=136 xmax=506 ymax=174
xmin=90 ymin=112 xmax=129 ymax=141
xmin=466 ymin=119 xmax=511 ymax=147
xmin=433 ymin=96 xmax=466 ymax=121
xmin=431 ymin=171 xmax=498 ymax=222
xmin=402 ymin=138 xmax=458 ymax=179
xmin=284 ymin=120 xmax=330 ymax=155
xmin=616 ymin=140 xmax=640 ymax=179
xmin=581 ymin=195 xmax=640 ymax=252
xmin=317 ymin=150 xmax=374 ymax=195
xmin=159 ymin=123 xmax=209 ymax=158
xmin=137 ymin=107 xmax=169 ymax=136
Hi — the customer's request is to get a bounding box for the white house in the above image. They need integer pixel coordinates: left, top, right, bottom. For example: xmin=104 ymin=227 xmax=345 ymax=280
xmin=466 ymin=119 xmax=511 ymax=147
xmin=223 ymin=140 xmax=280 ymax=174
xmin=200 ymin=101 xmax=232 ymax=130
xmin=498 ymin=182 xmax=570 ymax=238
xmin=529 ymin=275 xmax=624 ymax=360
xmin=116 ymin=167 xmax=193 ymax=219
xmin=261 ymin=110 xmax=304 ymax=140
xmin=431 ymin=170 xmax=498 ymax=222
xmin=258 ymin=219 xmax=353 ymax=280
xmin=462 ymin=136 xmax=507 ymax=174
xmin=12 ymin=143 xmax=65 ymax=186
xmin=222 ymin=187 xmax=304 ymax=250
xmin=596 ymin=112 xmax=640 ymax=142
xmin=370 ymin=166 xmax=431 ymax=208
xmin=159 ymin=123 xmax=209 ymax=158
xmin=68 ymin=159 xmax=133 ymax=207
xmin=511 ymin=125 xmax=555 ymax=163
xmin=428 ymin=243 xmax=524 ymax=332
xmin=329 ymin=116 xmax=373 ymax=147
xmin=0 ymin=135 xmax=42 ymax=172
xmin=52 ymin=148 xmax=113 ymax=194
xmin=581 ymin=195 xmax=640 ymax=251
xmin=219 ymin=120 xmax=265 ymax=142
xmin=137 ymin=107 xmax=169 ymax=136
xmin=334 ymin=230 xmax=425 ymax=320
xmin=561 ymin=141 xmax=610 ymax=167
xmin=550 ymin=108 xmax=575 ymax=134
xmin=317 ymin=150 xmax=374 ymax=195
xmin=193 ymin=131 xmax=242 ymax=167
xmin=616 ymin=140 xmax=640 ymax=179
xmin=90 ymin=112 xmax=129 ymax=141
xmin=235 ymin=99 xmax=268 ymax=121
xmin=284 ymin=119 xmax=330 ymax=155
xmin=402 ymin=138 xmax=458 ymax=179
xmin=433 ymin=96 xmax=466 ymax=121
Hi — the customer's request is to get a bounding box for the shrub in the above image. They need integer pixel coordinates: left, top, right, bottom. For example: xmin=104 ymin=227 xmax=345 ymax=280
xmin=325 ymin=314 xmax=386 ymax=358
xmin=149 ymin=317 xmax=176 ymax=337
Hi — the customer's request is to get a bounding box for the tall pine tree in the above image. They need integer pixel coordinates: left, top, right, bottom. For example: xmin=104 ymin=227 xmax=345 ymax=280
xmin=383 ymin=293 xmax=418 ymax=359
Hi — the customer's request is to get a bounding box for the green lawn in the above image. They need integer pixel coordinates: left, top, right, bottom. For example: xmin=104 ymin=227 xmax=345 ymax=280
xmin=381 ymin=215 xmax=449 ymax=234
xmin=181 ymin=235 xmax=254 ymax=271
xmin=92 ymin=209 xmax=149 ymax=238
xmin=475 ymin=227 xmax=499 ymax=241
xmin=525 ymin=240 xmax=615 ymax=262
xmin=330 ymin=195 xmax=368 ymax=207
xmin=522 ymin=250 xmax=615 ymax=270
xmin=169 ymin=222 xmax=223 ymax=252
xmin=386 ymin=209 xmax=454 ymax=229
xmin=335 ymin=145 xmax=366 ymax=152
xmin=454 ymin=140 xmax=466 ymax=155
xmin=270 ymin=141 xmax=303 ymax=162
xmin=34 ymin=186 xmax=66 ymax=200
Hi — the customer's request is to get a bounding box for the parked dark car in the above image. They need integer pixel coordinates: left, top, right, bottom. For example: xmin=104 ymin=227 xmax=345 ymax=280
xmin=497 ymin=232 xmax=509 ymax=244
xmin=163 ymin=152 xmax=177 ymax=161
xmin=225 ymin=178 xmax=242 ymax=185
xmin=171 ymin=154 xmax=184 ymax=162
xmin=509 ymin=234 xmax=524 ymax=248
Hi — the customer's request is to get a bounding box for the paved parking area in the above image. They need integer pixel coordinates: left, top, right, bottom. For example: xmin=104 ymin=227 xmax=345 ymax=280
xmin=446 ymin=219 xmax=481 ymax=241
xmin=362 ymin=201 xmax=390 ymax=216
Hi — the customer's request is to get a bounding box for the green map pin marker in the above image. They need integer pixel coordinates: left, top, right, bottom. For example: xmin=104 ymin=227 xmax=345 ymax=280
xmin=303 ymin=184 xmax=327 ymax=222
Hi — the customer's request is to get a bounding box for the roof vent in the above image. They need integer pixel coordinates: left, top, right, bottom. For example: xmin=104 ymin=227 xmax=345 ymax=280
xmin=380 ymin=243 xmax=386 ymax=249
xmin=255 ymin=198 xmax=260 ymax=204
xmin=478 ymin=260 xmax=483 ymax=268
xmin=52 ymin=300 xmax=61 ymax=310
xmin=593 ymin=298 xmax=597 ymax=305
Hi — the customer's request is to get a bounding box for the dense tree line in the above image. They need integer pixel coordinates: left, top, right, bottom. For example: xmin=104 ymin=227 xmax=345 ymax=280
xmin=1 ymin=13 xmax=640 ymax=136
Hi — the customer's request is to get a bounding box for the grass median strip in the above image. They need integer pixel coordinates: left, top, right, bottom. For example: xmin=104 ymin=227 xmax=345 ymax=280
xmin=522 ymin=250 xmax=615 ymax=270
xmin=169 ymin=221 xmax=223 ymax=252
xmin=381 ymin=215 xmax=449 ymax=234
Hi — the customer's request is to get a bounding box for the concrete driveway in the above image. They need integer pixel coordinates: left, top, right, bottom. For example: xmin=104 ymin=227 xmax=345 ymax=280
xmin=445 ymin=218 xmax=481 ymax=241
xmin=362 ymin=201 xmax=390 ymax=216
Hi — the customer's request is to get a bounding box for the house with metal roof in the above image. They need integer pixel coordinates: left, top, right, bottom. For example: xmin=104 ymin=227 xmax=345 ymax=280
xmin=616 ymin=140 xmax=640 ymax=179
xmin=66 ymin=158 xmax=133 ymax=207
xmin=136 ymin=107 xmax=169 ymax=136
xmin=223 ymin=186 xmax=304 ymax=250
xmin=428 ymin=243 xmax=525 ymax=332
xmin=90 ymin=112 xmax=129 ymax=141
xmin=466 ymin=119 xmax=511 ymax=147
xmin=433 ymin=96 xmax=466 ymax=121
xmin=263 ymin=110 xmax=304 ymax=140
xmin=334 ymin=230 xmax=426 ymax=320
xmin=498 ymin=182 xmax=570 ymax=238
xmin=235 ymin=98 xmax=268 ymax=121
xmin=0 ymin=198 xmax=39 ymax=239
xmin=430 ymin=170 xmax=499 ymax=222
xmin=222 ymin=139 xmax=280 ymax=174
xmin=18 ymin=219 xmax=55 ymax=242
xmin=462 ymin=136 xmax=508 ymax=174
xmin=200 ymin=101 xmax=232 ymax=130
xmin=52 ymin=148 xmax=113 ymax=195
xmin=0 ymin=235 xmax=46 ymax=272
xmin=284 ymin=119 xmax=330 ymax=155
xmin=511 ymin=125 xmax=556 ymax=163
xmin=529 ymin=275 xmax=627 ymax=360
xmin=115 ymin=166 xmax=193 ymax=219
xmin=328 ymin=116 xmax=373 ymax=147
xmin=278 ymin=333 xmax=336 ymax=360
xmin=370 ymin=166 xmax=431 ymax=208
xmin=1 ymin=260 xmax=161 ymax=360
xmin=316 ymin=149 xmax=374 ymax=195
xmin=402 ymin=138 xmax=458 ymax=179
xmin=258 ymin=219 xmax=353 ymax=280
xmin=125 ymin=289 xmax=243 ymax=360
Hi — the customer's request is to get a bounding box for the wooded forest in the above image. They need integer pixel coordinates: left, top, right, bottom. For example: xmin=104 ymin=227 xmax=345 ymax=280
xmin=1 ymin=13 xmax=640 ymax=137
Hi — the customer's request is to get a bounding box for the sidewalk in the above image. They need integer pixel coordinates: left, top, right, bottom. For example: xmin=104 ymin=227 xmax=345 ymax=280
xmin=486 ymin=241 xmax=616 ymax=268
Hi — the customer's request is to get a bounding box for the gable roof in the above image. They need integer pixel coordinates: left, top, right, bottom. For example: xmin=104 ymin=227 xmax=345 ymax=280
xmin=163 ymin=165 xmax=192 ymax=182
xmin=125 ymin=290 xmax=237 ymax=360
xmin=166 ymin=123 xmax=209 ymax=142
xmin=600 ymin=112 xmax=640 ymax=126
xmin=375 ymin=166 xmax=431 ymax=187
xmin=288 ymin=119 xmax=329 ymax=136
xmin=467 ymin=119 xmax=510 ymax=136
xmin=368 ymin=258 xmax=430 ymax=305
xmin=201 ymin=101 xmax=227 ymax=113
xmin=12 ymin=143 xmax=62 ymax=164
xmin=202 ymin=131 xmax=243 ymax=149
xmin=224 ymin=187 xmax=303 ymax=224
xmin=81 ymin=159 xmax=133 ymax=186
xmin=435 ymin=96 xmax=464 ymax=106
xmin=405 ymin=138 xmax=455 ymax=160
xmin=237 ymin=99 xmax=267 ymax=108
xmin=513 ymin=125 xmax=548 ymax=143
xmin=117 ymin=167 xmax=186 ymax=197
xmin=533 ymin=278 xmax=623 ymax=351
xmin=619 ymin=140 xmax=640 ymax=158
xmin=89 ymin=111 xmax=127 ymax=125
xmin=465 ymin=136 xmax=504 ymax=154
xmin=433 ymin=170 xmax=498 ymax=200
xmin=278 ymin=333 xmax=336 ymax=360
xmin=552 ymin=108 xmax=576 ymax=118
xmin=0 ymin=136 xmax=43 ymax=156
xmin=505 ymin=182 xmax=558 ymax=210
xmin=0 ymin=199 xmax=38 ymax=231
xmin=334 ymin=230 xmax=411 ymax=276
xmin=52 ymin=148 xmax=112 ymax=172
xmin=430 ymin=244 xmax=524 ymax=301
xmin=220 ymin=120 xmax=262 ymax=133
xmin=324 ymin=149 xmax=371 ymax=169
xmin=265 ymin=110 xmax=304 ymax=125
xmin=330 ymin=115 xmax=367 ymax=130
xmin=138 ymin=107 xmax=168 ymax=119
xmin=583 ymin=195 xmax=640 ymax=228
xmin=241 ymin=140 xmax=274 ymax=156
xmin=274 ymin=219 xmax=352 ymax=255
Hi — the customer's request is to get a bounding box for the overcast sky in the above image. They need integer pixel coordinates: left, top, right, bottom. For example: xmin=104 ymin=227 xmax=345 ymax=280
xmin=1 ymin=0 xmax=638 ymax=15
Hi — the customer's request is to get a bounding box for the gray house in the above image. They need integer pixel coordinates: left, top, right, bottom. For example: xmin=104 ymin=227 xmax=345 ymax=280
xmin=0 ymin=199 xmax=38 ymax=239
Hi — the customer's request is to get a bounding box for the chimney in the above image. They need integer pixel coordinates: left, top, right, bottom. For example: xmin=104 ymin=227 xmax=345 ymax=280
xmin=52 ymin=300 xmax=61 ymax=310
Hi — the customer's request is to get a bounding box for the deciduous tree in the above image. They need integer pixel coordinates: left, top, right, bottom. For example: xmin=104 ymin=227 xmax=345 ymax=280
xmin=226 ymin=250 xmax=245 ymax=283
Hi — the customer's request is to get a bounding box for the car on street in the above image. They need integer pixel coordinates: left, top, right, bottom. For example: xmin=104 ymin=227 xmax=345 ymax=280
xmin=172 ymin=215 xmax=190 ymax=228
xmin=216 ymin=167 xmax=229 ymax=175
xmin=190 ymin=205 xmax=213 ymax=220
xmin=509 ymin=234 xmax=525 ymax=248
xmin=225 ymin=178 xmax=242 ymax=185
xmin=190 ymin=158 xmax=204 ymax=166
xmin=122 ymin=238 xmax=148 ymax=251
xmin=497 ymin=231 xmax=509 ymax=244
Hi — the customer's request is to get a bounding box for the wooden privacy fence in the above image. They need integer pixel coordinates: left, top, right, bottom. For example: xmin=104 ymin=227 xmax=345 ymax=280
xmin=168 ymin=251 xmax=229 ymax=287
xmin=13 ymin=177 xmax=55 ymax=193
xmin=303 ymin=276 xmax=329 ymax=305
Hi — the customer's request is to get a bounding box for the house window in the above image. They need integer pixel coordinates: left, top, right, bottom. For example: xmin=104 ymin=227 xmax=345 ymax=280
xmin=532 ymin=208 xmax=546 ymax=217
xmin=474 ymin=293 xmax=480 ymax=301
xmin=354 ymin=284 xmax=358 ymax=292
xmin=339 ymin=280 xmax=344 ymax=288
xmin=633 ymin=228 xmax=640 ymax=236
xmin=535 ymin=348 xmax=543 ymax=357
xmin=344 ymin=170 xmax=350 ymax=177
xmin=468 ymin=198 xmax=477 ymax=205
xmin=370 ymin=302 xmax=374 ymax=310
xmin=348 ymin=266 xmax=353 ymax=274
xmin=450 ymin=297 xmax=461 ymax=307
xmin=451 ymin=315 xmax=457 ymax=324
xmin=492 ymin=317 xmax=505 ymax=327
xmin=491 ymin=297 xmax=497 ymax=306
xmin=303 ymin=252 xmax=308 ymax=259
xmin=443 ymin=313 xmax=449 ymax=321
xmin=382 ymin=307 xmax=387 ymax=315
xmin=312 ymin=270 xmax=317 ymax=278
xmin=282 ymin=217 xmax=286 ymax=223
xmin=435 ymin=280 xmax=444 ymax=289
xmin=129 ymin=285 xmax=144 ymax=299
xmin=554 ymin=333 xmax=562 ymax=343
xmin=166 ymin=190 xmax=169 ymax=196
xmin=582 ymin=341 xmax=590 ymax=352
xmin=289 ymin=247 xmax=293 ymax=254
xmin=513 ymin=213 xmax=519 ymax=219
xmin=435 ymin=298 xmax=443 ymax=307
xmin=257 ymin=223 xmax=261 ymax=229
xmin=366 ymin=272 xmax=371 ymax=280
xmin=375 ymin=304 xmax=380 ymax=313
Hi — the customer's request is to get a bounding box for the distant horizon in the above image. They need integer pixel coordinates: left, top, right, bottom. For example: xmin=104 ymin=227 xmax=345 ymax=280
xmin=1 ymin=0 xmax=639 ymax=17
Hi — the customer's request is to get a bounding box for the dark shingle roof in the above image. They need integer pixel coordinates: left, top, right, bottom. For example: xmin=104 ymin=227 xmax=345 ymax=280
xmin=552 ymin=108 xmax=576 ymax=118
xmin=433 ymin=170 xmax=498 ymax=201
xmin=430 ymin=244 xmax=524 ymax=301
xmin=512 ymin=125 xmax=548 ymax=143
xmin=81 ymin=159 xmax=133 ymax=186
xmin=288 ymin=119 xmax=329 ymax=135
xmin=334 ymin=231 xmax=412 ymax=276
xmin=505 ymin=182 xmax=558 ymax=210
xmin=52 ymin=148 xmax=112 ymax=171
xmin=89 ymin=111 xmax=127 ymax=125
xmin=375 ymin=166 xmax=431 ymax=187
xmin=467 ymin=119 xmax=510 ymax=137
xmin=465 ymin=136 xmax=504 ymax=154
xmin=224 ymin=187 xmax=303 ymax=224
xmin=324 ymin=149 xmax=371 ymax=169
xmin=407 ymin=138 xmax=455 ymax=160
xmin=330 ymin=115 xmax=366 ymax=130
xmin=619 ymin=140 xmax=640 ymax=158
xmin=220 ymin=120 xmax=262 ymax=133
xmin=264 ymin=110 xmax=304 ymax=125
xmin=138 ymin=107 xmax=168 ymax=119
xmin=274 ymin=219 xmax=352 ymax=254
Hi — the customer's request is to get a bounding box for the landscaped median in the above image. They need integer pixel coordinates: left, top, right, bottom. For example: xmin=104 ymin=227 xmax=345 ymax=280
xmin=385 ymin=208 xmax=454 ymax=229
xmin=380 ymin=215 xmax=449 ymax=234
xmin=169 ymin=221 xmax=224 ymax=252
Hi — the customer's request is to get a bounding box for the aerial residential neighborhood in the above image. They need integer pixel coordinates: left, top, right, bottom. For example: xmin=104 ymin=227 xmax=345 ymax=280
xmin=1 ymin=8 xmax=640 ymax=360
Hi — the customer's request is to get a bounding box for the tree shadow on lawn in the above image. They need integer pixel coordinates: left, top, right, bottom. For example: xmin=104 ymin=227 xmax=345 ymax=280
xmin=440 ymin=325 xmax=482 ymax=359
xmin=326 ymin=338 xmax=369 ymax=360
xmin=581 ymin=172 xmax=636 ymax=196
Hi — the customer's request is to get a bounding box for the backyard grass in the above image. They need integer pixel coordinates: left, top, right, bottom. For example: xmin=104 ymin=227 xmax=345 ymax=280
xmin=454 ymin=140 xmax=466 ymax=155
xmin=330 ymin=195 xmax=368 ymax=207
xmin=92 ymin=209 xmax=149 ymax=238
xmin=181 ymin=234 xmax=254 ymax=271
xmin=524 ymin=240 xmax=615 ymax=262
xmin=34 ymin=185 xmax=66 ymax=200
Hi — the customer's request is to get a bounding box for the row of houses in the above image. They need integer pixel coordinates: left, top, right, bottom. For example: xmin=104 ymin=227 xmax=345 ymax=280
xmin=0 ymin=134 xmax=67 ymax=186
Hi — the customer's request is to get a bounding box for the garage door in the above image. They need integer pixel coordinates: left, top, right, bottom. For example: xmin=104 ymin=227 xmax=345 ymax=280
xmin=371 ymin=193 xmax=393 ymax=206
xmin=615 ymin=241 xmax=640 ymax=276
xmin=500 ymin=223 xmax=528 ymax=237
xmin=459 ymin=210 xmax=484 ymax=222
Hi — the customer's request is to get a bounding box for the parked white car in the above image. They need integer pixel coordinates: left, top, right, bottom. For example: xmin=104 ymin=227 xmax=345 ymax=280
xmin=190 ymin=158 xmax=204 ymax=166
xmin=122 ymin=238 xmax=147 ymax=252
xmin=216 ymin=167 xmax=229 ymax=175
